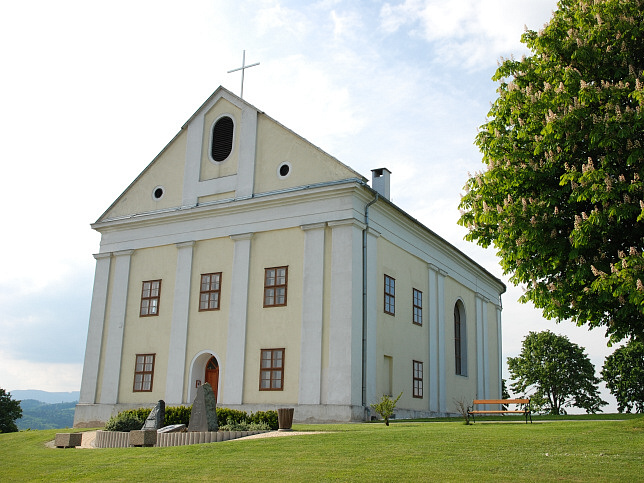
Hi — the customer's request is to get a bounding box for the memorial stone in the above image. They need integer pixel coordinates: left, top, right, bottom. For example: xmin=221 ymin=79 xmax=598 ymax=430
xmin=187 ymin=383 xmax=218 ymax=432
xmin=142 ymin=400 xmax=165 ymax=430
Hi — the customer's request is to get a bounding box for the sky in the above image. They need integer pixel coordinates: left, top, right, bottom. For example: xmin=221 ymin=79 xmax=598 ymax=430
xmin=0 ymin=0 xmax=620 ymax=412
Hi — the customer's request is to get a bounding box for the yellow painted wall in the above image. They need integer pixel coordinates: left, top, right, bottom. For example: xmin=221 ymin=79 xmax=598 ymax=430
xmin=118 ymin=245 xmax=177 ymax=404
xmin=243 ymin=228 xmax=305 ymax=404
xmin=200 ymin=99 xmax=240 ymax=181
xmin=443 ymin=278 xmax=477 ymax=409
xmin=102 ymin=130 xmax=187 ymax=220
xmin=184 ymin=237 xmax=235 ymax=400
xmin=253 ymin=115 xmax=363 ymax=195
xmin=375 ymin=238 xmax=430 ymax=411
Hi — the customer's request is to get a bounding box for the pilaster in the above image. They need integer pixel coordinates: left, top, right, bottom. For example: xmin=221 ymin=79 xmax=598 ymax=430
xmin=99 ymin=249 xmax=134 ymax=405
xmin=365 ymin=227 xmax=380 ymax=406
xmin=165 ymin=241 xmax=195 ymax=404
xmin=327 ymin=219 xmax=364 ymax=406
xmin=79 ymin=252 xmax=112 ymax=404
xmin=298 ymin=223 xmax=326 ymax=405
xmin=222 ymin=233 xmax=253 ymax=404
xmin=428 ymin=264 xmax=447 ymax=413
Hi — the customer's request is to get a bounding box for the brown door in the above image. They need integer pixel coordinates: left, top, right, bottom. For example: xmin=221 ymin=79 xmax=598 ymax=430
xmin=205 ymin=356 xmax=219 ymax=401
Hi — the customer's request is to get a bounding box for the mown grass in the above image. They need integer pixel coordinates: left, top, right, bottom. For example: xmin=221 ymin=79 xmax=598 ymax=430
xmin=2 ymin=416 xmax=642 ymax=482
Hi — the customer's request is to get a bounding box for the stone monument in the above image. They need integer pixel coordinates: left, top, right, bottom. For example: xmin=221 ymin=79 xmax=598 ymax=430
xmin=187 ymin=382 xmax=218 ymax=432
xmin=142 ymin=400 xmax=165 ymax=430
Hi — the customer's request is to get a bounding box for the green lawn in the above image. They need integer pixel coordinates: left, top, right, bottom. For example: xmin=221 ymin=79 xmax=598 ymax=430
xmin=2 ymin=416 xmax=643 ymax=481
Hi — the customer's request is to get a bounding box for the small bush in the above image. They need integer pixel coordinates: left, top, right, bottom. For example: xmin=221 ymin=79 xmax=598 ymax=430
xmin=165 ymin=406 xmax=191 ymax=426
xmin=104 ymin=412 xmax=144 ymax=432
xmin=218 ymin=417 xmax=271 ymax=431
xmin=216 ymin=408 xmax=248 ymax=425
xmin=250 ymin=410 xmax=278 ymax=430
xmin=370 ymin=392 xmax=402 ymax=426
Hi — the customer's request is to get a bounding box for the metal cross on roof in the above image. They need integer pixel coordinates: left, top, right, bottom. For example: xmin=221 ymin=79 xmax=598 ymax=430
xmin=227 ymin=50 xmax=260 ymax=99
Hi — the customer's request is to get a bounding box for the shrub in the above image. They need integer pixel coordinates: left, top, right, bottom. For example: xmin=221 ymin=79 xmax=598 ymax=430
xmin=216 ymin=408 xmax=248 ymax=426
xmin=165 ymin=405 xmax=191 ymax=425
xmin=104 ymin=412 xmax=144 ymax=432
xmin=370 ymin=392 xmax=402 ymax=426
xmin=218 ymin=417 xmax=271 ymax=431
xmin=249 ymin=410 xmax=278 ymax=430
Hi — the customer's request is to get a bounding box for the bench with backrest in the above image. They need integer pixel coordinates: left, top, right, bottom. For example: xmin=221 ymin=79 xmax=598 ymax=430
xmin=467 ymin=398 xmax=532 ymax=423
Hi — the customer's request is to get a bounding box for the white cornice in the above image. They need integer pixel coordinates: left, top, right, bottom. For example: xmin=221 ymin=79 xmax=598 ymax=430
xmin=92 ymin=179 xmax=364 ymax=232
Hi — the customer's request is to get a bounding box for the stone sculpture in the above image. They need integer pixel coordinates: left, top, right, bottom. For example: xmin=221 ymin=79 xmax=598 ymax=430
xmin=187 ymin=383 xmax=218 ymax=432
xmin=142 ymin=399 xmax=165 ymax=430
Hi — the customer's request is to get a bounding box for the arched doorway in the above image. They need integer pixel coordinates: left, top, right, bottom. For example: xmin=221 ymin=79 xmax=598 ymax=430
xmin=205 ymin=356 xmax=219 ymax=401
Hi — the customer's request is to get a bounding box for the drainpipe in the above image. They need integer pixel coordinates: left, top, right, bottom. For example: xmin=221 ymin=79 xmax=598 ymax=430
xmin=362 ymin=192 xmax=379 ymax=410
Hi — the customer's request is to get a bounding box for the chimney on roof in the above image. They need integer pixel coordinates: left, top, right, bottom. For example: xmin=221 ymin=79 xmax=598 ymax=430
xmin=371 ymin=168 xmax=391 ymax=200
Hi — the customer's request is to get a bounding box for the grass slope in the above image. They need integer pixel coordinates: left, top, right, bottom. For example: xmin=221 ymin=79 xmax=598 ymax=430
xmin=2 ymin=417 xmax=642 ymax=481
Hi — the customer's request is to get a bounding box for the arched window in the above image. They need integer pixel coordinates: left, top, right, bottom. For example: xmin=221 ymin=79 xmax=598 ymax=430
xmin=454 ymin=301 xmax=467 ymax=376
xmin=210 ymin=116 xmax=234 ymax=162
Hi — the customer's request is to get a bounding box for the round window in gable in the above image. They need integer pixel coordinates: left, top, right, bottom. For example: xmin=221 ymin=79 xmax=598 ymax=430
xmin=210 ymin=116 xmax=234 ymax=162
xmin=277 ymin=162 xmax=292 ymax=179
xmin=152 ymin=186 xmax=165 ymax=201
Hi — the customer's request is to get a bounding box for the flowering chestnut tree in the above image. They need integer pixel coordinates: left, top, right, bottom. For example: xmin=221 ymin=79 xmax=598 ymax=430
xmin=458 ymin=0 xmax=644 ymax=344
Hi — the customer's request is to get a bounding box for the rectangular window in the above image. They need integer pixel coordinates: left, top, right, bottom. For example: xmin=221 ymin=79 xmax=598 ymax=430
xmin=199 ymin=273 xmax=222 ymax=311
xmin=140 ymin=280 xmax=161 ymax=316
xmin=413 ymin=360 xmax=423 ymax=398
xmin=259 ymin=348 xmax=284 ymax=391
xmin=384 ymin=275 xmax=395 ymax=315
xmin=133 ymin=354 xmax=155 ymax=392
xmin=264 ymin=267 xmax=288 ymax=307
xmin=413 ymin=289 xmax=422 ymax=326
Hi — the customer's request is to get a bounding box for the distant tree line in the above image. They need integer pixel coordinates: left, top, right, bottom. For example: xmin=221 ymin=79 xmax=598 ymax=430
xmin=507 ymin=331 xmax=644 ymax=415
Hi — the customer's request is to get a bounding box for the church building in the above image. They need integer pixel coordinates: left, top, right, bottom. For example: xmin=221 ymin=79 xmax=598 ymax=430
xmin=74 ymin=86 xmax=505 ymax=427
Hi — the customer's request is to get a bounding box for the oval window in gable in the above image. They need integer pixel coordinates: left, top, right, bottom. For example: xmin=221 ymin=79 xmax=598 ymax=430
xmin=211 ymin=116 xmax=234 ymax=162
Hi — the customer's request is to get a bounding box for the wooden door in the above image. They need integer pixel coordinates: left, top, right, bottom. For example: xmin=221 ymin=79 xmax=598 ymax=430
xmin=205 ymin=356 xmax=219 ymax=401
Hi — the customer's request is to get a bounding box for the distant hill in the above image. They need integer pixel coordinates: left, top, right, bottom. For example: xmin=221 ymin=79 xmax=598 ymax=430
xmin=16 ymin=400 xmax=77 ymax=430
xmin=9 ymin=389 xmax=79 ymax=404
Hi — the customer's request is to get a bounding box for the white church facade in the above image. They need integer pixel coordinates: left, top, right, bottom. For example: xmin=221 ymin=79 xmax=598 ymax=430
xmin=74 ymin=87 xmax=505 ymax=427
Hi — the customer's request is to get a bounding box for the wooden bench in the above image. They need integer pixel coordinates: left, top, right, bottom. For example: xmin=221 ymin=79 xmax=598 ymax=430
xmin=467 ymin=398 xmax=532 ymax=423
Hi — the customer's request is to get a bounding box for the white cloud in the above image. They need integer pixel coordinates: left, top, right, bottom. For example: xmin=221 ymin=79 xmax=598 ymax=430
xmin=249 ymin=55 xmax=366 ymax=151
xmin=330 ymin=9 xmax=364 ymax=41
xmin=0 ymin=350 xmax=82 ymax=393
xmin=255 ymin=1 xmax=311 ymax=38
xmin=379 ymin=0 xmax=557 ymax=69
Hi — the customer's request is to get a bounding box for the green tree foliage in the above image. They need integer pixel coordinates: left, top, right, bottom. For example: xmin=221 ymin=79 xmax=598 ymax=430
xmin=458 ymin=0 xmax=644 ymax=344
xmin=370 ymin=392 xmax=402 ymax=426
xmin=601 ymin=339 xmax=644 ymax=413
xmin=15 ymin=400 xmax=76 ymax=430
xmin=507 ymin=331 xmax=606 ymax=415
xmin=0 ymin=388 xmax=23 ymax=433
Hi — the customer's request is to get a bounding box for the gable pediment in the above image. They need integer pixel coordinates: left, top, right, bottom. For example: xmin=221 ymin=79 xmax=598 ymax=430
xmin=96 ymin=86 xmax=365 ymax=224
